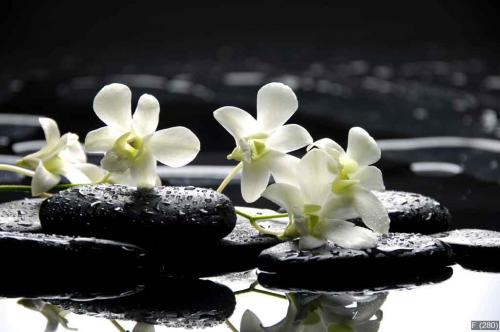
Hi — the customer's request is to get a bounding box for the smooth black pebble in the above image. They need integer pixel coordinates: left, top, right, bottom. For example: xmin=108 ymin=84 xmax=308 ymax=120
xmin=257 ymin=233 xmax=453 ymax=291
xmin=0 ymin=198 xmax=43 ymax=232
xmin=0 ymin=231 xmax=148 ymax=300
xmin=49 ymin=278 xmax=236 ymax=329
xmin=157 ymin=213 xmax=282 ymax=277
xmin=432 ymin=229 xmax=500 ymax=272
xmin=39 ymin=184 xmax=236 ymax=246
xmin=351 ymin=191 xmax=451 ymax=234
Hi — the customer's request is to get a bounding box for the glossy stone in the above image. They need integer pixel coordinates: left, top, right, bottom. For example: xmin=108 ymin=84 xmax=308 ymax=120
xmin=0 ymin=198 xmax=43 ymax=233
xmin=39 ymin=184 xmax=236 ymax=246
xmin=258 ymin=233 xmax=453 ymax=281
xmin=351 ymin=190 xmax=451 ymax=234
xmin=432 ymin=229 xmax=500 ymax=272
xmin=49 ymin=278 xmax=236 ymax=328
xmin=0 ymin=231 xmax=148 ymax=299
xmin=157 ymin=213 xmax=282 ymax=277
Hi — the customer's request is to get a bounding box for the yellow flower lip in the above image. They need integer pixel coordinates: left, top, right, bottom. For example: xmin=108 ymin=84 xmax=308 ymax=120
xmin=113 ymin=132 xmax=143 ymax=160
xmin=227 ymin=138 xmax=269 ymax=163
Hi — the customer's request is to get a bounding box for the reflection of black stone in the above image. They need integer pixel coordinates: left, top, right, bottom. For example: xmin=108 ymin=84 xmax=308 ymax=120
xmin=258 ymin=267 xmax=453 ymax=293
xmin=433 ymin=229 xmax=500 ymax=272
xmin=0 ymin=231 xmax=148 ymax=300
xmin=40 ymin=184 xmax=236 ymax=246
xmin=49 ymin=278 xmax=236 ymax=328
xmin=258 ymin=233 xmax=453 ymax=292
xmin=0 ymin=198 xmax=43 ymax=233
xmin=350 ymin=191 xmax=451 ymax=234
xmin=156 ymin=217 xmax=281 ymax=277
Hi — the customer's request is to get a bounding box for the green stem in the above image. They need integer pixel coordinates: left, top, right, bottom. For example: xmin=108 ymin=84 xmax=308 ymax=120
xmin=225 ymin=320 xmax=238 ymax=332
xmin=110 ymin=319 xmax=126 ymax=332
xmin=235 ymin=208 xmax=287 ymax=237
xmin=217 ymin=162 xmax=243 ymax=193
xmin=253 ymin=213 xmax=288 ymax=221
xmin=0 ymin=183 xmax=79 ymax=192
xmin=0 ymin=164 xmax=34 ymax=177
xmin=252 ymin=288 xmax=287 ymax=299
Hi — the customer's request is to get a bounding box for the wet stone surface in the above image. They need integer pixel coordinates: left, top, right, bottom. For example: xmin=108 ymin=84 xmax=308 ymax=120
xmin=157 ymin=214 xmax=282 ymax=277
xmin=39 ymin=184 xmax=236 ymax=246
xmin=258 ymin=233 xmax=453 ymax=278
xmin=0 ymin=231 xmax=148 ymax=299
xmin=351 ymin=191 xmax=451 ymax=234
xmin=432 ymin=229 xmax=500 ymax=272
xmin=0 ymin=198 xmax=43 ymax=233
xmin=49 ymin=278 xmax=236 ymax=329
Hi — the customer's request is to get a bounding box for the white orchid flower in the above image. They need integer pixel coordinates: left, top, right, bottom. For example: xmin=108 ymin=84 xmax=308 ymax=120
xmin=214 ymin=82 xmax=312 ymax=202
xmin=263 ymin=149 xmax=378 ymax=250
xmin=85 ymin=83 xmax=200 ymax=188
xmin=16 ymin=118 xmax=106 ymax=196
xmin=310 ymin=127 xmax=390 ymax=234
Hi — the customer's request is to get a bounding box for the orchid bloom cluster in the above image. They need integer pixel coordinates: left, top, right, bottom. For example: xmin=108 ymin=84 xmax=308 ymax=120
xmin=5 ymin=80 xmax=388 ymax=250
xmin=215 ymin=83 xmax=390 ymax=250
xmin=9 ymin=83 xmax=200 ymax=195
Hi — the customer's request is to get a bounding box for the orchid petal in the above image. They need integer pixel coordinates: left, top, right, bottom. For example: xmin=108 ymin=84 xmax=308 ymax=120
xmin=132 ymin=94 xmax=160 ymax=136
xmin=213 ymin=106 xmax=258 ymax=140
xmin=297 ymin=149 xmax=335 ymax=205
xmin=346 ymin=127 xmax=381 ymax=166
xmin=262 ymin=182 xmax=304 ymax=215
xmin=299 ymin=235 xmax=326 ymax=250
xmin=266 ymin=124 xmax=312 ymax=153
xmin=149 ymin=126 xmax=200 ymax=167
xmin=320 ymin=195 xmax=358 ymax=220
xmin=322 ymin=219 xmax=378 ymax=249
xmin=32 ymin=162 xmax=60 ymax=196
xmin=351 ymin=166 xmax=385 ymax=191
xmin=39 ymin=118 xmax=60 ymax=146
xmin=84 ymin=126 xmax=121 ymax=153
xmin=352 ymin=188 xmax=390 ymax=234
xmin=267 ymin=152 xmax=300 ymax=185
xmin=130 ymin=149 xmax=157 ymax=189
xmin=256 ymin=82 xmax=298 ymax=132
xmin=59 ymin=140 xmax=87 ymax=163
xmin=241 ymin=160 xmax=271 ymax=203
xmin=240 ymin=310 xmax=266 ymax=332
xmin=60 ymin=163 xmax=107 ymax=184
xmin=93 ymin=83 xmax=132 ymax=131
xmin=308 ymin=137 xmax=344 ymax=155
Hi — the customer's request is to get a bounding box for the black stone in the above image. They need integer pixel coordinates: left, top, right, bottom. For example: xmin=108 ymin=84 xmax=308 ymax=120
xmin=351 ymin=191 xmax=451 ymax=234
xmin=0 ymin=198 xmax=43 ymax=232
xmin=432 ymin=229 xmax=500 ymax=272
xmin=157 ymin=215 xmax=282 ymax=277
xmin=258 ymin=233 xmax=453 ymax=281
xmin=39 ymin=184 xmax=236 ymax=246
xmin=49 ymin=278 xmax=236 ymax=329
xmin=0 ymin=231 xmax=148 ymax=300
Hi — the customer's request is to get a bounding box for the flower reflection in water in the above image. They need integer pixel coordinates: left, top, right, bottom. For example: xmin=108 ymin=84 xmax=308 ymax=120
xmin=241 ymin=292 xmax=387 ymax=332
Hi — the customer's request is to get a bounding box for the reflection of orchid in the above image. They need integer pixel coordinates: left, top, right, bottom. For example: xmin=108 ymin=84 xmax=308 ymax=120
xmin=263 ymin=149 xmax=378 ymax=250
xmin=16 ymin=118 xmax=106 ymax=196
xmin=241 ymin=292 xmax=386 ymax=332
xmin=309 ymin=127 xmax=390 ymax=234
xmin=214 ymin=82 xmax=312 ymax=202
xmin=18 ymin=299 xmax=76 ymax=332
xmin=85 ymin=83 xmax=200 ymax=188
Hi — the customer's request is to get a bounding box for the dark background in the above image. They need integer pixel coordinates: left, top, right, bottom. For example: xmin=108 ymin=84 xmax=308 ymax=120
xmin=1 ymin=1 xmax=500 ymax=229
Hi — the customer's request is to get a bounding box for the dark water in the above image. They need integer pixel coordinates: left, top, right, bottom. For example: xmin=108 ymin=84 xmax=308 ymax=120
xmin=0 ymin=49 xmax=500 ymax=331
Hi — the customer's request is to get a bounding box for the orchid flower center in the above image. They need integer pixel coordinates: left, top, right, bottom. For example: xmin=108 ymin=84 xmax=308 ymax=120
xmin=303 ymin=204 xmax=322 ymax=234
xmin=113 ymin=132 xmax=144 ymax=160
xmin=227 ymin=133 xmax=269 ymax=163
xmin=331 ymin=155 xmax=360 ymax=194
xmin=43 ymin=156 xmax=65 ymax=173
